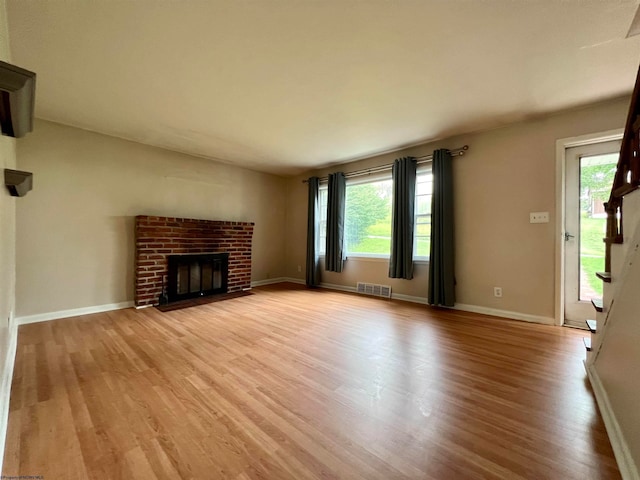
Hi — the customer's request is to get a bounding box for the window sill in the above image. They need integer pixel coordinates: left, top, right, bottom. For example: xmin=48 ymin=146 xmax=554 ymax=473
xmin=346 ymin=255 xmax=389 ymax=263
xmin=319 ymin=254 xmax=429 ymax=265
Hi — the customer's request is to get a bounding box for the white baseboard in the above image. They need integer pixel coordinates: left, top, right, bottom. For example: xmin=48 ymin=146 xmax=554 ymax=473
xmin=16 ymin=301 xmax=135 ymax=325
xmin=391 ymin=292 xmax=429 ymax=304
xmin=251 ymin=277 xmax=289 ymax=287
xmin=322 ymin=282 xmax=424 ymax=302
xmin=315 ymin=282 xmax=554 ymax=325
xmin=450 ymin=303 xmax=555 ymax=325
xmin=251 ymin=277 xmax=305 ymax=287
xmin=253 ymin=279 xmax=555 ymax=325
xmin=0 ymin=321 xmax=18 ymax=475
xmin=15 ymin=279 xmax=315 ymax=323
xmin=319 ymin=282 xmax=357 ymax=293
xmin=586 ymin=363 xmax=639 ymax=480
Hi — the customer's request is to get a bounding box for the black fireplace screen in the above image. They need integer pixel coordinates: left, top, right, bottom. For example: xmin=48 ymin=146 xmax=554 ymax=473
xmin=167 ymin=253 xmax=229 ymax=302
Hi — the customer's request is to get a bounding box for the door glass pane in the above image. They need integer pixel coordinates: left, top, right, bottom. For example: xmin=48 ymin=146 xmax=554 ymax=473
xmin=579 ymin=153 xmax=617 ymax=300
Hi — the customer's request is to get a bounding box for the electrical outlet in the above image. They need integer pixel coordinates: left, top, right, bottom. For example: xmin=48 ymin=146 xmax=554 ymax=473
xmin=530 ymin=212 xmax=549 ymax=223
xmin=297 ymin=265 xmax=301 ymax=272
xmin=494 ymin=287 xmax=503 ymax=298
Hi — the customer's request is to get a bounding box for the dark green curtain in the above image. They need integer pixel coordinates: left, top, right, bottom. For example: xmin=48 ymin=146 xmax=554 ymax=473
xmin=389 ymin=157 xmax=417 ymax=279
xmin=428 ymin=149 xmax=455 ymax=306
xmin=325 ymin=172 xmax=346 ymax=272
xmin=305 ymin=176 xmax=320 ymax=287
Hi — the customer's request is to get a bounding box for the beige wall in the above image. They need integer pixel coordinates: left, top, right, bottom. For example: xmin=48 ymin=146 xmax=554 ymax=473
xmin=286 ymin=96 xmax=630 ymax=320
xmin=10 ymin=95 xmax=632 ymax=322
xmin=15 ymin=120 xmax=287 ymax=317
xmin=0 ymin=0 xmax=16 ymax=471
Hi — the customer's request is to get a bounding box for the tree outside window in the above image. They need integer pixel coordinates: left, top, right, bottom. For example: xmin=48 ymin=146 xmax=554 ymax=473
xmin=344 ymin=180 xmax=392 ymax=255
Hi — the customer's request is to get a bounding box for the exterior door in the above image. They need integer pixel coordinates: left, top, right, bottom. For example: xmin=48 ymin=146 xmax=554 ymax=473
xmin=564 ymin=141 xmax=620 ymax=328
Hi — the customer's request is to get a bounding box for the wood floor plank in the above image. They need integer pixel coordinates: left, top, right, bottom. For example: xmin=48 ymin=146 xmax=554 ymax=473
xmin=2 ymin=283 xmax=621 ymax=479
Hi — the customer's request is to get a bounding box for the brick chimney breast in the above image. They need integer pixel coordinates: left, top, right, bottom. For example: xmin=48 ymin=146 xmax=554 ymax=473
xmin=134 ymin=215 xmax=254 ymax=307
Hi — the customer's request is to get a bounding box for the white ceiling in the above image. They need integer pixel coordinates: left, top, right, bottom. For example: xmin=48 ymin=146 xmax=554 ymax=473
xmin=6 ymin=1 xmax=640 ymax=176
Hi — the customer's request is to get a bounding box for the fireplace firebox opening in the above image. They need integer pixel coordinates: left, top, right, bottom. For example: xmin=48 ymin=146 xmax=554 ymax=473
xmin=166 ymin=253 xmax=229 ymax=303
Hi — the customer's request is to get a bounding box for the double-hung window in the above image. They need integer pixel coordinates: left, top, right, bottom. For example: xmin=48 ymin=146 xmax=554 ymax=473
xmin=318 ymin=186 xmax=328 ymax=254
xmin=344 ymin=174 xmax=393 ymax=257
xmin=317 ymin=164 xmax=433 ymax=261
xmin=414 ymin=167 xmax=433 ymax=260
xmin=317 ymin=174 xmax=393 ymax=257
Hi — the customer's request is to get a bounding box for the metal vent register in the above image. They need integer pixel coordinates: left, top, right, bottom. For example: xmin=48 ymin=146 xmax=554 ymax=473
xmin=356 ymin=282 xmax=392 ymax=298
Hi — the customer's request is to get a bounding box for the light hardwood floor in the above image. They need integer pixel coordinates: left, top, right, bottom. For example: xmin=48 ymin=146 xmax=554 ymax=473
xmin=3 ymin=283 xmax=620 ymax=479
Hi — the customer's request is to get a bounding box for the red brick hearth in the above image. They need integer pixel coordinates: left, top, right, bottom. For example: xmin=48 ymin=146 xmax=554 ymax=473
xmin=135 ymin=215 xmax=254 ymax=307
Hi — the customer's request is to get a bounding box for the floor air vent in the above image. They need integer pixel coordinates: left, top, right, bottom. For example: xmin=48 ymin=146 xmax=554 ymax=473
xmin=356 ymin=282 xmax=392 ymax=298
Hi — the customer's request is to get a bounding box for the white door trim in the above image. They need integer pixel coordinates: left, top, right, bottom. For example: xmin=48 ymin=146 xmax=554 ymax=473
xmin=555 ymin=129 xmax=623 ymax=326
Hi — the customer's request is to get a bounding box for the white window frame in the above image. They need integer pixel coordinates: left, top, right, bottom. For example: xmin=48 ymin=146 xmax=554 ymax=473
xmin=414 ymin=165 xmax=432 ymax=262
xmin=318 ymin=185 xmax=328 ymax=255
xmin=344 ymin=173 xmax=393 ymax=259
xmin=316 ymin=165 xmax=433 ymax=263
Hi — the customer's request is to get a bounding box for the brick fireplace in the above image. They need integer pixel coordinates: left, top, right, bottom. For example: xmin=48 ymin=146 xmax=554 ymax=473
xmin=135 ymin=215 xmax=254 ymax=307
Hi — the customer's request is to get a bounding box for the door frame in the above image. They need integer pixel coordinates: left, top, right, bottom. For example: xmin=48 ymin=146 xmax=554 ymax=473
xmin=555 ymin=129 xmax=623 ymax=327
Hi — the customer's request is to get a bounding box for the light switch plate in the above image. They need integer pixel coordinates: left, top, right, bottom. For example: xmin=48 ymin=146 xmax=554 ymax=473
xmin=530 ymin=212 xmax=549 ymax=223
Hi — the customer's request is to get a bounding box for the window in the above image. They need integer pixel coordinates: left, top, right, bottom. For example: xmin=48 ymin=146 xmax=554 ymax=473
xmin=414 ymin=169 xmax=432 ymax=259
xmin=317 ymin=166 xmax=432 ymax=260
xmin=318 ymin=186 xmax=328 ymax=254
xmin=344 ymin=177 xmax=393 ymax=256
xmin=317 ymin=177 xmax=392 ymax=256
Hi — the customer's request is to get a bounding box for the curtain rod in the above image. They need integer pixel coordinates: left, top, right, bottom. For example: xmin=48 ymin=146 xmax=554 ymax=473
xmin=302 ymin=145 xmax=468 ymax=183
